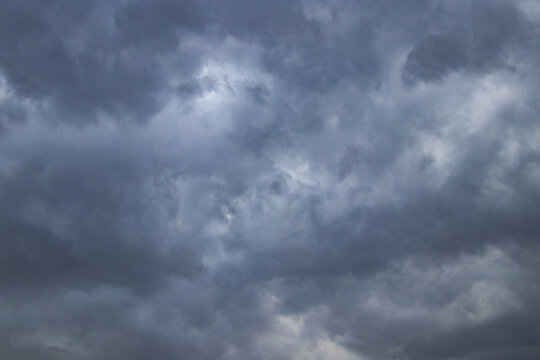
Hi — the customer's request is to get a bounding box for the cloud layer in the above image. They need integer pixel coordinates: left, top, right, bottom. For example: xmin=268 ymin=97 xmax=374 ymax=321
xmin=1 ymin=0 xmax=540 ymax=359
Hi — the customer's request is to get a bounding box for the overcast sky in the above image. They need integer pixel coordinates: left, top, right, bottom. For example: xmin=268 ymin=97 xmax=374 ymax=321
xmin=1 ymin=1 xmax=540 ymax=359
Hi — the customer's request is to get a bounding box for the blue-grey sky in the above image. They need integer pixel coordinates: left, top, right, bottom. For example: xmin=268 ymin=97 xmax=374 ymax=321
xmin=1 ymin=1 xmax=540 ymax=359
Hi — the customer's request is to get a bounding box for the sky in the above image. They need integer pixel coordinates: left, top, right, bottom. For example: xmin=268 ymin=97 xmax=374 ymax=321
xmin=0 ymin=0 xmax=540 ymax=359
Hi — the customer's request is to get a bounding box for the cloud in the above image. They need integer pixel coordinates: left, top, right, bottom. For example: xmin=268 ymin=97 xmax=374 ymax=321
xmin=402 ymin=1 xmax=527 ymax=85
xmin=0 ymin=0 xmax=539 ymax=359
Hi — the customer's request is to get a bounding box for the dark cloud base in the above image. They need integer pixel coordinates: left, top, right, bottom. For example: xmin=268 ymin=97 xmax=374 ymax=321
xmin=1 ymin=0 xmax=540 ymax=359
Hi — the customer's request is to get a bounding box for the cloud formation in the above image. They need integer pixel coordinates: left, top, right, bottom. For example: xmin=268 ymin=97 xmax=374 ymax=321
xmin=1 ymin=0 xmax=539 ymax=359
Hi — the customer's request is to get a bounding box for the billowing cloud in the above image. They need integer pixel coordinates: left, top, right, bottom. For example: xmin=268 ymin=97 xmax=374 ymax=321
xmin=1 ymin=0 xmax=539 ymax=359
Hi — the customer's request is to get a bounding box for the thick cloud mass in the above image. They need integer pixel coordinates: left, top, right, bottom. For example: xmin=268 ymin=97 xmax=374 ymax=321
xmin=1 ymin=0 xmax=540 ymax=359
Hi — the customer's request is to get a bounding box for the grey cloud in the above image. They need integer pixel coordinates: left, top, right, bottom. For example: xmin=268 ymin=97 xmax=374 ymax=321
xmin=0 ymin=141 xmax=203 ymax=294
xmin=1 ymin=0 xmax=540 ymax=359
xmin=0 ymin=0 xmax=207 ymax=124
xmin=175 ymin=76 xmax=217 ymax=100
xmin=402 ymin=1 xmax=527 ymax=85
xmin=245 ymin=83 xmax=271 ymax=105
xmin=403 ymin=34 xmax=468 ymax=84
xmin=0 ymin=98 xmax=26 ymax=134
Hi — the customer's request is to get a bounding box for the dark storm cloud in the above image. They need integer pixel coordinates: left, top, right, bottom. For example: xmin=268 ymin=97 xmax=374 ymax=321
xmin=0 ymin=0 xmax=210 ymax=124
xmin=0 ymin=133 xmax=204 ymax=294
xmin=0 ymin=98 xmax=26 ymax=133
xmin=1 ymin=0 xmax=540 ymax=359
xmin=402 ymin=1 xmax=528 ymax=85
